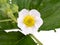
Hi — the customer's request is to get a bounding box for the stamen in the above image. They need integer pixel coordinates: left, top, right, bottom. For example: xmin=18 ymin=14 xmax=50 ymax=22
xmin=23 ymin=15 xmax=35 ymax=27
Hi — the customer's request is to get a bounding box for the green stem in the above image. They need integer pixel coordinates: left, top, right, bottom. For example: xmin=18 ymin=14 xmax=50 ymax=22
xmin=7 ymin=14 xmax=17 ymax=23
xmin=0 ymin=19 xmax=12 ymax=22
xmin=29 ymin=34 xmax=43 ymax=45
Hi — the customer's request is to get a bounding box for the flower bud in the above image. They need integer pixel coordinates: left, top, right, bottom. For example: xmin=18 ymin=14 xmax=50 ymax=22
xmin=1 ymin=4 xmax=11 ymax=14
xmin=11 ymin=4 xmax=18 ymax=13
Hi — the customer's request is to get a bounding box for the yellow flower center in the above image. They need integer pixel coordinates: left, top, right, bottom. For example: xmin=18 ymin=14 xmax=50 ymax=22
xmin=23 ymin=15 xmax=35 ymax=27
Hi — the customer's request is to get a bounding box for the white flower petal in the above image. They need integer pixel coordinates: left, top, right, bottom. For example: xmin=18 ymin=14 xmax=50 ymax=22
xmin=18 ymin=9 xmax=29 ymax=18
xmin=20 ymin=26 xmax=39 ymax=35
xmin=29 ymin=9 xmax=41 ymax=17
xmin=19 ymin=29 xmax=30 ymax=35
xmin=31 ymin=27 xmax=38 ymax=34
xmin=19 ymin=27 xmax=32 ymax=35
xmin=18 ymin=21 xmax=29 ymax=35
xmin=28 ymin=27 xmax=37 ymax=34
xmin=18 ymin=24 xmax=38 ymax=35
xmin=17 ymin=18 xmax=23 ymax=28
xmin=35 ymin=17 xmax=43 ymax=29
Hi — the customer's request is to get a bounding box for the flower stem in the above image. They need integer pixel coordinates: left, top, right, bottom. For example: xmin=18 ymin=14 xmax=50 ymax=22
xmin=29 ymin=34 xmax=43 ymax=45
xmin=0 ymin=19 xmax=12 ymax=22
xmin=7 ymin=14 xmax=17 ymax=23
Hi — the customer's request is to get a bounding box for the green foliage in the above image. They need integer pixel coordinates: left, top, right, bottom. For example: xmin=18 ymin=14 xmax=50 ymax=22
xmin=16 ymin=35 xmax=37 ymax=45
xmin=0 ymin=31 xmax=36 ymax=45
xmin=12 ymin=0 xmax=42 ymax=10
xmin=0 ymin=31 xmax=24 ymax=45
xmin=12 ymin=0 xmax=60 ymax=31
xmin=38 ymin=0 xmax=60 ymax=31
xmin=0 ymin=0 xmax=7 ymax=4
xmin=0 ymin=0 xmax=60 ymax=45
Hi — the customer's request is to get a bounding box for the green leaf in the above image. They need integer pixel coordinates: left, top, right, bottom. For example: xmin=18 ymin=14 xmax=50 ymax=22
xmin=0 ymin=31 xmax=36 ymax=45
xmin=38 ymin=0 xmax=60 ymax=31
xmin=12 ymin=0 xmax=42 ymax=11
xmin=16 ymin=35 xmax=37 ymax=45
xmin=0 ymin=31 xmax=24 ymax=45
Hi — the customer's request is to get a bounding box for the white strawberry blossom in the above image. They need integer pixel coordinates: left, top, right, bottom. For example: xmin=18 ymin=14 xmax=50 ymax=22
xmin=17 ymin=9 xmax=43 ymax=35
